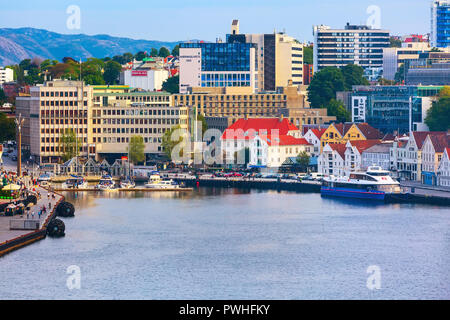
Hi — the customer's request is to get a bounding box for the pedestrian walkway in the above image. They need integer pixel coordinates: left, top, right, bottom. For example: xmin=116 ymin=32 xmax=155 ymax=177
xmin=400 ymin=181 xmax=450 ymax=199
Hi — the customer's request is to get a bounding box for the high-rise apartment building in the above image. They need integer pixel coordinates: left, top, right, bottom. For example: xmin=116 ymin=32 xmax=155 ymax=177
xmin=0 ymin=67 xmax=14 ymax=85
xmin=431 ymin=0 xmax=450 ymax=48
xmin=313 ymin=23 xmax=390 ymax=78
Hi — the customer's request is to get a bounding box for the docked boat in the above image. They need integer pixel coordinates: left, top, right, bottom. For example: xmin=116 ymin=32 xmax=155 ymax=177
xmin=62 ymin=175 xmax=88 ymax=189
xmin=37 ymin=173 xmax=52 ymax=182
xmin=321 ymin=166 xmax=402 ymax=201
xmin=144 ymin=174 xmax=180 ymax=189
xmin=96 ymin=175 xmax=116 ymax=190
xmin=120 ymin=178 xmax=135 ymax=189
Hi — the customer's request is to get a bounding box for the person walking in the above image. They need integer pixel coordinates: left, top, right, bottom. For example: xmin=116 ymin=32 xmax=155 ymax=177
xmin=31 ymin=211 xmax=35 ymax=219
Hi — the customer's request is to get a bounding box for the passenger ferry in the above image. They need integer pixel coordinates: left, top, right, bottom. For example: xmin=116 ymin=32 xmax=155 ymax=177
xmin=144 ymin=174 xmax=180 ymax=189
xmin=96 ymin=175 xmax=116 ymax=190
xmin=321 ymin=166 xmax=402 ymax=201
xmin=62 ymin=175 xmax=88 ymax=189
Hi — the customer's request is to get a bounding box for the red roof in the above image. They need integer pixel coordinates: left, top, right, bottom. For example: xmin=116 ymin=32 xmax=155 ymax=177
xmin=413 ymin=131 xmax=447 ymax=149
xmin=222 ymin=118 xmax=299 ymax=140
xmin=260 ymin=135 xmax=311 ymax=146
xmin=348 ymin=140 xmax=382 ymax=154
xmin=331 ymin=123 xmax=382 ymax=139
xmin=310 ymin=128 xmax=327 ymax=139
xmin=328 ymin=143 xmax=346 ymax=159
xmin=429 ymin=134 xmax=450 ymax=153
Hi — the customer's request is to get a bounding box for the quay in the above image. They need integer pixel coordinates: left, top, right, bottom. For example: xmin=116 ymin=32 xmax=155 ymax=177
xmin=52 ymin=187 xmax=193 ymax=192
xmin=0 ymin=187 xmax=64 ymax=258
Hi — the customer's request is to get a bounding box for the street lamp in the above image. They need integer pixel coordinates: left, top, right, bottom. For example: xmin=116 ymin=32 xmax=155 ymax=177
xmin=15 ymin=114 xmax=25 ymax=178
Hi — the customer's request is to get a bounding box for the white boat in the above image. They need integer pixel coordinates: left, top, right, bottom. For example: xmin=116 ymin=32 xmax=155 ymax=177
xmin=37 ymin=173 xmax=52 ymax=182
xmin=62 ymin=176 xmax=88 ymax=189
xmin=96 ymin=175 xmax=116 ymax=190
xmin=321 ymin=166 xmax=402 ymax=201
xmin=120 ymin=179 xmax=135 ymax=189
xmin=144 ymin=174 xmax=180 ymax=189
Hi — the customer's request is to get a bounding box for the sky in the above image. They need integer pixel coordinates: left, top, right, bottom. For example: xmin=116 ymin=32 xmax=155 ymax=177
xmin=0 ymin=0 xmax=431 ymax=42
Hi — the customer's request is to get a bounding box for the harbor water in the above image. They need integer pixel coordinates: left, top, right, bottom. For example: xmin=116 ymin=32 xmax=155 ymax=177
xmin=0 ymin=188 xmax=449 ymax=299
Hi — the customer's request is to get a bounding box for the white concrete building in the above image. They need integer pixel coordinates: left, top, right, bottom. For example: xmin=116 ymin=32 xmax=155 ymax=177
xmin=0 ymin=67 xmax=14 ymax=85
xmin=361 ymin=143 xmax=392 ymax=171
xmin=421 ymin=132 xmax=449 ymax=185
xmin=438 ymin=148 xmax=450 ymax=187
xmin=120 ymin=69 xmax=169 ymax=91
xmin=318 ymin=143 xmax=346 ymax=177
xmin=303 ymin=128 xmax=326 ymax=157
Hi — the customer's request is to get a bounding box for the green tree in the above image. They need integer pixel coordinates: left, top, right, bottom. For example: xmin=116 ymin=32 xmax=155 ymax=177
xmin=128 ymin=135 xmax=146 ymax=164
xmin=296 ymin=151 xmax=310 ymax=171
xmin=307 ymin=67 xmax=345 ymax=108
xmin=326 ymin=99 xmax=351 ymax=123
xmin=389 ymin=37 xmax=402 ymax=48
xmin=303 ymin=45 xmax=313 ymax=65
xmin=162 ymin=125 xmax=185 ymax=160
xmin=103 ymin=61 xmax=122 ymax=85
xmin=0 ymin=88 xmax=6 ymax=105
xmin=341 ymin=64 xmax=369 ymax=90
xmin=150 ymin=48 xmax=158 ymax=57
xmin=171 ymin=45 xmax=180 ymax=57
xmin=162 ymin=75 xmax=179 ymax=94
xmin=0 ymin=113 xmax=15 ymax=142
xmin=425 ymin=95 xmax=450 ymax=131
xmin=394 ymin=63 xmax=406 ymax=83
xmin=134 ymin=51 xmax=147 ymax=61
xmin=438 ymin=86 xmax=450 ymax=97
xmin=60 ymin=129 xmax=81 ymax=162
xmin=158 ymin=47 xmax=170 ymax=58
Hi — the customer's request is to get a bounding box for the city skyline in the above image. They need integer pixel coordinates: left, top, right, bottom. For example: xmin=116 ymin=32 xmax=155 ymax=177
xmin=0 ymin=0 xmax=432 ymax=42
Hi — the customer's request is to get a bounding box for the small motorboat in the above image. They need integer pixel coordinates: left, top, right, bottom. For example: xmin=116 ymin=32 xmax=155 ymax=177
xmin=120 ymin=178 xmax=135 ymax=189
xmin=96 ymin=175 xmax=116 ymax=190
xmin=145 ymin=175 xmax=180 ymax=189
xmin=62 ymin=175 xmax=88 ymax=189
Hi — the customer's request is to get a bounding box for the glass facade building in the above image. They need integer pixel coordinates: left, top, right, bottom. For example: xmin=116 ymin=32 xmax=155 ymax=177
xmin=431 ymin=0 xmax=450 ymax=48
xmin=350 ymin=86 xmax=440 ymax=134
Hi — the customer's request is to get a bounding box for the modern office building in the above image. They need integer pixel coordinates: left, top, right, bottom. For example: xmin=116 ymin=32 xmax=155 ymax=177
xmin=179 ymin=39 xmax=258 ymax=94
xmin=431 ymin=0 xmax=450 ymax=48
xmin=382 ymin=42 xmax=431 ymax=81
xmin=0 ymin=67 xmax=14 ymax=85
xmin=16 ymin=81 xmax=190 ymax=165
xmin=179 ymin=20 xmax=304 ymax=94
xmin=405 ymin=52 xmax=450 ymax=85
xmin=313 ymin=23 xmax=390 ymax=79
xmin=349 ymin=85 xmax=442 ymax=134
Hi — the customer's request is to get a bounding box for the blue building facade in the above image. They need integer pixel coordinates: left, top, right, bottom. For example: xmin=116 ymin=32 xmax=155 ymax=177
xmin=432 ymin=1 xmax=450 ymax=48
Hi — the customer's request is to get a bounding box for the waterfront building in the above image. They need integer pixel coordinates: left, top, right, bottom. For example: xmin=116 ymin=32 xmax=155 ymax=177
xmin=361 ymin=142 xmax=393 ymax=171
xmin=437 ymin=147 xmax=450 ymax=186
xmin=249 ymin=134 xmax=312 ymax=168
xmin=405 ymin=52 xmax=450 ymax=85
xmin=313 ymin=23 xmax=390 ymax=79
xmin=431 ymin=0 xmax=450 ymax=48
xmin=318 ymin=143 xmax=346 ymax=177
xmin=15 ymin=81 xmax=189 ymax=166
xmin=304 ymin=128 xmax=327 ymax=157
xmin=221 ymin=117 xmax=302 ymax=165
xmin=320 ymin=122 xmax=383 ymax=152
xmin=421 ymin=132 xmax=449 ymax=185
xmin=382 ymin=42 xmax=431 ymax=81
xmin=348 ymin=85 xmax=441 ymax=134
xmin=343 ymin=140 xmax=382 ymax=176
xmin=0 ymin=67 xmax=13 ymax=85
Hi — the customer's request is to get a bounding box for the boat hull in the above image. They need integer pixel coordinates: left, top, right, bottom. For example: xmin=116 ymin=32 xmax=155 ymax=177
xmin=321 ymin=187 xmax=386 ymax=201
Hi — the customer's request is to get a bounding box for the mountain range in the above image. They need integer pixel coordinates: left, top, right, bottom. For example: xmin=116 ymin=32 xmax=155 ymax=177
xmin=0 ymin=28 xmax=182 ymax=66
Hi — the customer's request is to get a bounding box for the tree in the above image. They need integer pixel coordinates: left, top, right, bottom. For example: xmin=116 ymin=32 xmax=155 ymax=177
xmin=134 ymin=51 xmax=147 ymax=61
xmin=128 ymin=135 xmax=146 ymax=164
xmin=389 ymin=37 xmax=402 ymax=48
xmin=162 ymin=125 xmax=183 ymax=160
xmin=150 ymin=48 xmax=158 ymax=57
xmin=341 ymin=64 xmax=368 ymax=90
xmin=394 ymin=63 xmax=406 ymax=83
xmin=307 ymin=67 xmax=345 ymax=108
xmin=296 ymin=151 xmax=310 ymax=172
xmin=425 ymin=96 xmax=450 ymax=131
xmin=303 ymin=45 xmax=313 ymax=65
xmin=162 ymin=75 xmax=179 ymax=94
xmin=0 ymin=113 xmax=15 ymax=142
xmin=326 ymin=99 xmax=351 ymax=123
xmin=60 ymin=129 xmax=81 ymax=162
xmin=158 ymin=47 xmax=171 ymax=58
xmin=171 ymin=45 xmax=180 ymax=57
xmin=438 ymin=86 xmax=450 ymax=98
xmin=103 ymin=61 xmax=122 ymax=85
xmin=0 ymin=88 xmax=6 ymax=105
